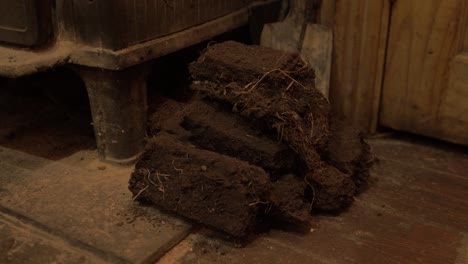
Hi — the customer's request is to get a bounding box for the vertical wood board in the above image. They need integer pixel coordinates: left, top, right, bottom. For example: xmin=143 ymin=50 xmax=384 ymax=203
xmin=330 ymin=0 xmax=390 ymax=133
xmin=381 ymin=0 xmax=468 ymax=145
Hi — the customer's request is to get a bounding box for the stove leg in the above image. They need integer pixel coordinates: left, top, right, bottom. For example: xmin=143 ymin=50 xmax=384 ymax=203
xmin=77 ymin=65 xmax=150 ymax=165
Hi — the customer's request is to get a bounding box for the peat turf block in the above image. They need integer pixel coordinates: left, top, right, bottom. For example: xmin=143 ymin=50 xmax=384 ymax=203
xmin=129 ymin=133 xmax=271 ymax=238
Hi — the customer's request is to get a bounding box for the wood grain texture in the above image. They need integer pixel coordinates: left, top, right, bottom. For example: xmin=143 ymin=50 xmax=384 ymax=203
xmin=318 ymin=0 xmax=335 ymax=27
xmin=157 ymin=136 xmax=468 ymax=264
xmin=381 ymin=0 xmax=468 ymax=145
xmin=60 ymin=0 xmax=252 ymax=50
xmin=330 ymin=0 xmax=390 ymax=133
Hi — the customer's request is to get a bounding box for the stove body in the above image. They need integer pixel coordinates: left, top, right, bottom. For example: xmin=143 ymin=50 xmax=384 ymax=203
xmin=0 ymin=0 xmax=279 ymax=164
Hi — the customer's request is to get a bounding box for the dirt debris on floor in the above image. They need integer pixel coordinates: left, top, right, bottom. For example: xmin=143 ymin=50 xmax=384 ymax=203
xmin=129 ymin=41 xmax=373 ymax=238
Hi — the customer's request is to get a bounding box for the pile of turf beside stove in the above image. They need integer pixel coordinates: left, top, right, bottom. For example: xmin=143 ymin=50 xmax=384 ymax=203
xmin=129 ymin=41 xmax=373 ymax=238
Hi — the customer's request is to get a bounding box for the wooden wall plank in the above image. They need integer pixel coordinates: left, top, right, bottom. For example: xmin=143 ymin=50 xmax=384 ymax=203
xmin=329 ymin=0 xmax=390 ymax=133
xmin=318 ymin=0 xmax=335 ymax=27
xmin=380 ymin=0 xmax=468 ymax=145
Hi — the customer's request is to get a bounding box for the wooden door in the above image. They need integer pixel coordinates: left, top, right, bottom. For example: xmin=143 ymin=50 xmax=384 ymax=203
xmin=380 ymin=0 xmax=468 ymax=145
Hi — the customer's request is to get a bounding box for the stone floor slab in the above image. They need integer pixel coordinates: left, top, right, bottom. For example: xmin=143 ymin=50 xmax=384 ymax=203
xmin=0 ymin=147 xmax=192 ymax=264
xmin=0 ymin=212 xmax=103 ymax=264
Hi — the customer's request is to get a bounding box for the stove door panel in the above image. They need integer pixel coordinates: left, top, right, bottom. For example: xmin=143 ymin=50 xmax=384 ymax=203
xmin=0 ymin=0 xmax=52 ymax=47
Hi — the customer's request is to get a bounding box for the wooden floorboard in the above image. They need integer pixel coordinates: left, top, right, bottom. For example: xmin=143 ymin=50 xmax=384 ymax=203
xmin=159 ymin=135 xmax=468 ymax=263
xmin=363 ymin=159 xmax=468 ymax=231
xmin=369 ymin=136 xmax=468 ymax=177
xmin=267 ymin=202 xmax=464 ymax=264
